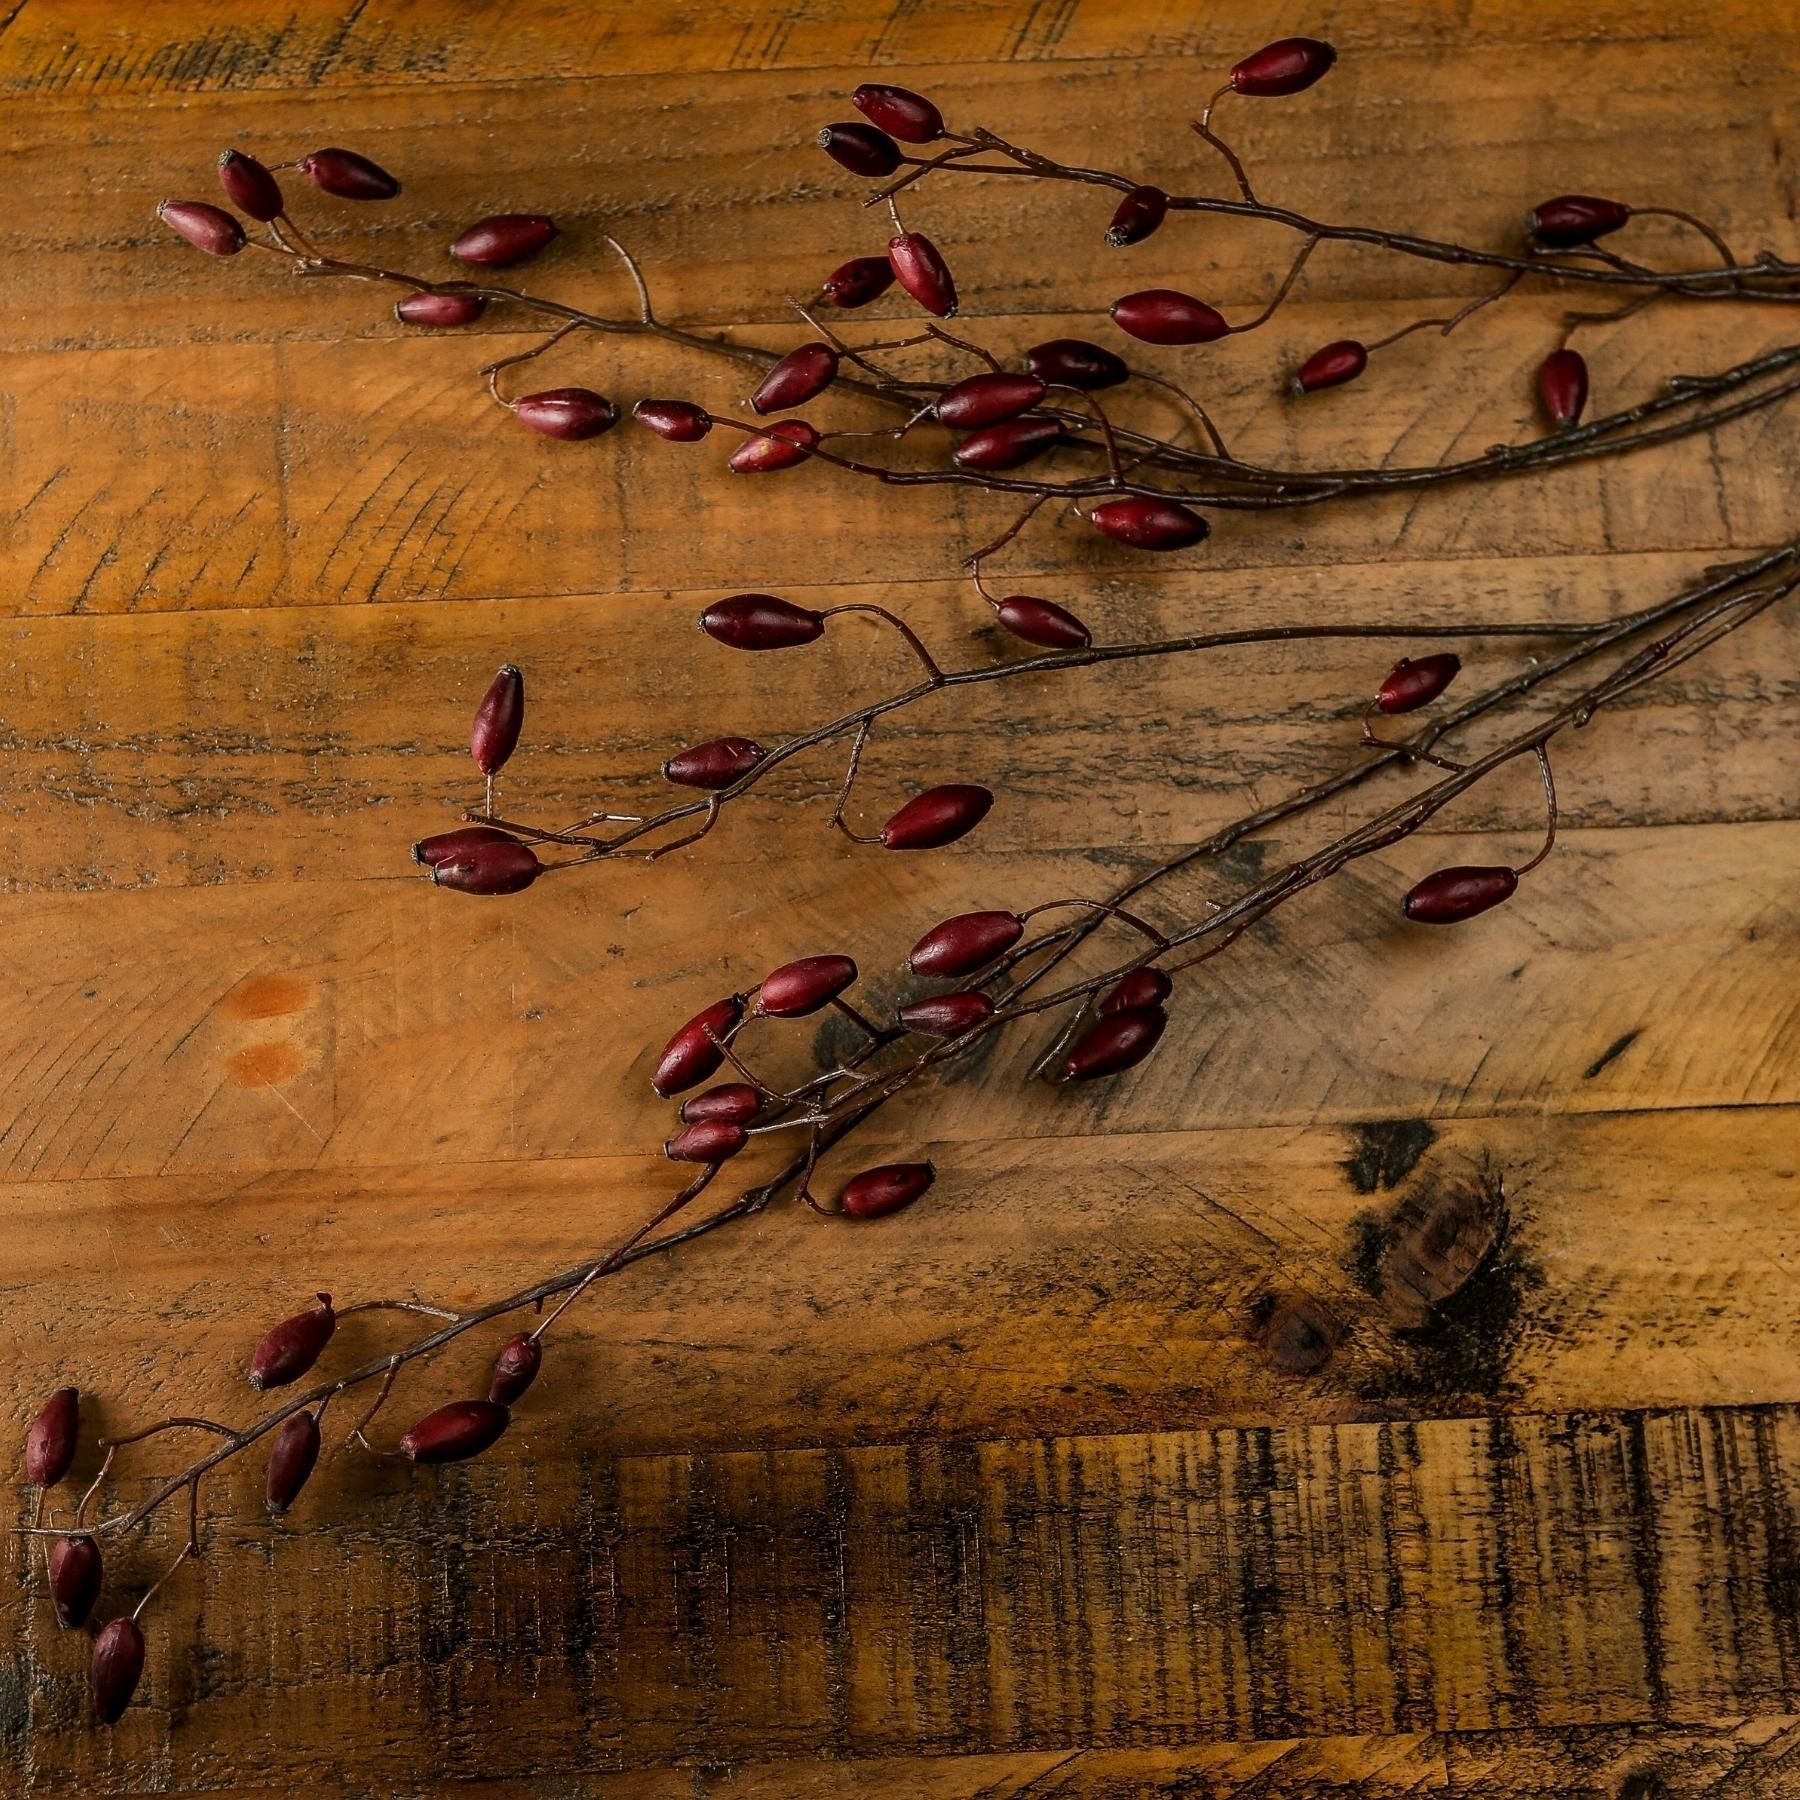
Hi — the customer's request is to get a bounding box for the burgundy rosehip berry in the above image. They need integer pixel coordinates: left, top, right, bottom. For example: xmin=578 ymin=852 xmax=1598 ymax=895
xmin=818 ymin=122 xmax=903 ymax=178
xmin=633 ymin=398 xmax=713 ymax=441
xmin=1025 ymin=339 xmax=1129 ymax=390
xmin=399 ymin=1399 xmax=511 ymax=1465
xmin=1402 ymin=865 xmax=1518 ymax=924
xmin=1229 ymin=37 xmax=1338 ymax=97
xmin=935 ymin=372 xmax=1048 ymax=429
xmin=470 ymin=664 xmax=524 ymax=776
xmin=451 ymin=213 xmax=557 ymax=267
xmin=250 ymin=1293 xmax=335 ymax=1391
xmin=513 ymin=388 xmax=618 ymax=441
xmin=217 ymin=149 xmax=284 ymax=222
xmin=264 ymin=1411 xmax=321 ymax=1515
xmin=888 ymin=233 xmax=958 ymax=318
xmin=953 ymin=418 xmax=1062 ymax=471
xmin=700 ymin=594 xmax=825 ymax=650
xmin=665 ymin=1119 xmax=749 ymax=1164
xmin=1089 ymin=497 xmax=1210 ymax=551
xmin=49 ymin=1534 xmax=103 ymax=1630
xmin=395 ymin=292 xmax=487 ymax=327
xmin=882 ymin=784 xmax=994 ymax=850
xmin=750 ymin=343 xmax=840 ymax=414
xmin=909 ymin=910 xmax=1023 ymax=978
xmin=25 ymin=1387 xmax=79 ymax=1487
xmin=1537 ymin=348 xmax=1589 ymax=428
xmin=1295 ymin=340 xmax=1368 ymax=393
xmin=298 ymin=147 xmax=400 ymax=200
xmin=839 ymin=1162 xmax=936 ymax=1219
xmin=651 ymin=996 xmax=745 ymax=1098
xmin=758 ymin=954 xmax=858 ymax=1018
xmin=1527 ymin=195 xmax=1632 ymax=249
xmin=996 ymin=595 xmax=1090 ymax=650
xmin=897 ymin=991 xmax=994 ymax=1037
xmin=488 ymin=1333 xmax=542 ymax=1406
xmin=412 ymin=824 xmax=520 ymax=868
xmin=1377 ymin=653 xmax=1461 ymax=715
xmin=1110 ymin=290 xmax=1230 ymax=346
xmin=91 ymin=1617 xmax=146 ymax=1725
xmin=157 ymin=199 xmax=246 ymax=256
xmin=662 ymin=736 xmax=768 ymax=788
xmin=1099 ymin=968 xmax=1173 ymax=1013
xmin=679 ymin=1083 xmax=762 ymax=1126
xmin=852 ymin=82 xmax=944 ymax=143
xmin=1106 ymin=185 xmax=1169 ymax=247
xmin=728 ymin=419 xmax=820 ymax=472
xmin=821 ymin=256 xmax=896 ymax=308
xmin=1061 ymin=1005 xmax=1167 ymax=1080
xmin=431 ymin=837 xmax=542 ymax=895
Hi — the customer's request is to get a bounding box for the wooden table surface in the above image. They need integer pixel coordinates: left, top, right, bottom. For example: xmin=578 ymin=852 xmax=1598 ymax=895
xmin=3 ymin=1 xmax=1798 ymax=1793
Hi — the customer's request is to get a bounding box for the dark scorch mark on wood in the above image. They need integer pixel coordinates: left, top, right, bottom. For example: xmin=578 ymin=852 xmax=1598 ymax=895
xmin=1585 ymin=1027 xmax=1643 ymax=1079
xmin=1342 ymin=1118 xmax=1438 ymax=1194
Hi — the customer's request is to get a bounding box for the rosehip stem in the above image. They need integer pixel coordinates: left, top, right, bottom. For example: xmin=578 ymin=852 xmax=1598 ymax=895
xmin=1228 ymin=234 xmax=1319 ymax=333
xmin=336 ymin=1299 xmax=464 ymax=1322
xmin=1515 ymin=747 xmax=1560 ymax=876
xmin=479 ymin=319 xmax=585 ymax=406
xmin=1018 ymin=896 xmax=1170 ymax=949
xmin=130 ymin=1479 xmax=201 ymax=1623
xmin=1362 ymin=272 xmax=1524 ymax=353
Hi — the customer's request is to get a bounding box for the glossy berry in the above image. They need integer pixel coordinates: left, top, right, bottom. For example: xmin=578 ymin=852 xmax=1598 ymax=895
xmin=1110 ymin=289 xmax=1229 ymax=346
xmin=1537 ymin=348 xmax=1589 ymax=428
xmin=1377 ymin=653 xmax=1461 ymax=715
xmin=996 ymin=595 xmax=1090 ymax=650
xmin=909 ymin=910 xmax=1023 ymax=977
xmin=1106 ymin=185 xmax=1168 ymax=247
xmin=157 ymin=200 xmax=245 ymax=256
xmin=751 ymin=343 xmax=840 ymax=414
xmin=665 ymin=1119 xmax=749 ymax=1164
xmin=935 ymin=372 xmax=1047 ymax=429
xmin=662 ymin=736 xmax=767 ymax=789
xmin=470 ymin=665 xmax=524 ymax=776
xmin=412 ymin=824 xmax=520 ymax=868
xmin=25 ymin=1387 xmax=79 ymax=1488
xmin=679 ymin=1083 xmax=762 ymax=1126
xmin=1229 ymin=37 xmax=1338 ymax=97
xmin=1402 ymin=865 xmax=1518 ymax=924
xmin=395 ymin=292 xmax=487 ymax=326
xmin=91 ymin=1618 xmax=146 ymax=1725
xmin=250 ymin=1294 xmax=335 ymax=1391
xmin=1061 ymin=1006 xmax=1167 ymax=1080
xmin=217 ymin=149 xmax=284 ymax=221
xmin=821 ymin=256 xmax=896 ymax=308
xmin=818 ymin=122 xmax=903 ymax=178
xmin=1099 ymin=968 xmax=1173 ymax=1013
xmin=49 ymin=1534 xmax=103 ymax=1629
xmin=839 ymin=1162 xmax=935 ymax=1219
xmin=264 ymin=1412 xmax=321 ymax=1515
xmin=888 ymin=233 xmax=958 ymax=317
xmin=488 ymin=1333 xmax=543 ymax=1406
xmin=728 ymin=419 xmax=819 ymax=472
xmin=651 ymin=996 xmax=745 ymax=1098
xmin=1089 ymin=497 xmax=1209 ymax=551
xmin=451 ymin=213 xmax=557 ymax=267
xmin=399 ymin=1399 xmax=511 ymax=1465
xmin=700 ymin=594 xmax=825 ymax=650
xmin=1295 ymin=340 xmax=1368 ymax=393
xmin=897 ymin=991 xmax=994 ymax=1037
xmin=1025 ymin=338 xmax=1129 ymax=391
xmin=758 ymin=954 xmax=858 ymax=1018
xmin=431 ymin=837 xmax=542 ymax=895
xmin=513 ymin=388 xmax=617 ymax=441
xmin=953 ymin=418 xmax=1061 ymax=471
xmin=1527 ymin=195 xmax=1632 ymax=249
xmin=852 ymin=83 xmax=944 ymax=143
xmin=882 ymin=784 xmax=994 ymax=850
xmin=298 ymin=147 xmax=399 ymax=200
xmin=634 ymin=398 xmax=713 ymax=441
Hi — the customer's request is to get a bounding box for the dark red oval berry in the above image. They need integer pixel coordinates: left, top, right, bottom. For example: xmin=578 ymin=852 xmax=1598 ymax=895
xmin=513 ymin=388 xmax=617 ymax=441
xmin=264 ymin=1411 xmax=321 ymax=1515
xmin=751 ymin=343 xmax=839 ymax=414
xmin=92 ymin=1617 xmax=146 ymax=1725
xmin=882 ymin=784 xmax=994 ymax=850
xmin=665 ymin=1119 xmax=749 ymax=1164
xmin=217 ymin=149 xmax=284 ymax=221
xmin=701 ymin=594 xmax=825 ymax=650
xmin=1377 ymin=653 xmax=1461 ymax=715
xmin=1295 ymin=340 xmax=1368 ymax=393
xmin=651 ymin=996 xmax=744 ymax=1098
xmin=728 ymin=419 xmax=820 ymax=472
xmin=49 ymin=1534 xmax=102 ymax=1630
xmin=1110 ymin=290 xmax=1229 ymax=346
xmin=839 ymin=1161 xmax=936 ymax=1219
xmin=1526 ymin=195 xmax=1632 ymax=249
xmin=821 ymin=256 xmax=896 ymax=308
xmin=935 ymin=372 xmax=1048 ymax=429
xmin=1402 ymin=865 xmax=1518 ymax=924
xmin=1106 ymin=185 xmax=1168 ymax=247
xmin=634 ymin=398 xmax=713 ymax=441
xmin=909 ymin=910 xmax=1023 ymax=978
xmin=888 ymin=233 xmax=958 ymax=318
xmin=897 ymin=991 xmax=994 ymax=1037
xmin=25 ymin=1387 xmax=78 ymax=1488
xmin=679 ymin=1083 xmax=762 ymax=1126
xmin=852 ymin=83 xmax=944 ymax=143
xmin=451 ymin=214 xmax=557 ymax=267
xmin=470 ymin=664 xmax=524 ymax=776
xmin=157 ymin=199 xmax=245 ymax=256
xmin=1537 ymin=348 xmax=1589 ymax=428
xmin=395 ymin=292 xmax=487 ymax=326
xmin=818 ymin=122 xmax=902 ymax=178
xmin=298 ymin=147 xmax=399 ymax=200
xmin=1061 ymin=1005 xmax=1167 ymax=1080
xmin=431 ymin=837 xmax=542 ymax=895
xmin=1099 ymin=968 xmax=1173 ymax=1014
xmin=1230 ymin=37 xmax=1338 ymax=96
xmin=488 ymin=1333 xmax=542 ymax=1406
xmin=399 ymin=1399 xmax=511 ymax=1465
xmin=953 ymin=418 xmax=1062 ymax=471
xmin=250 ymin=1294 xmax=335 ymax=1391
xmin=1089 ymin=497 xmax=1209 ymax=551
xmin=995 ymin=595 xmax=1090 ymax=650
xmin=1025 ymin=338 xmax=1129 ymax=390
xmin=662 ymin=736 xmax=768 ymax=789
xmin=412 ymin=825 xmax=520 ymax=868
xmin=759 ymin=954 xmax=858 ymax=1018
